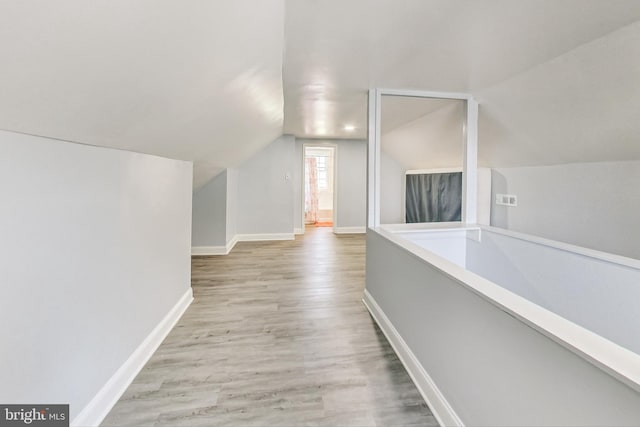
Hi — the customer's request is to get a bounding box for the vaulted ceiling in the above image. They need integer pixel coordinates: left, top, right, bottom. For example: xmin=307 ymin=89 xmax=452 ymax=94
xmin=1 ymin=0 xmax=640 ymax=187
xmin=0 ymin=0 xmax=285 ymax=187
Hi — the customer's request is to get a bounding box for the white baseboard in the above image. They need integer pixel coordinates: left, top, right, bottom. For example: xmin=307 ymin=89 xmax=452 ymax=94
xmin=191 ymin=234 xmax=293 ymax=255
xmin=334 ymin=226 xmax=366 ymax=234
xmin=294 ymin=228 xmax=304 ymax=235
xmin=192 ymin=236 xmax=238 ymax=256
xmin=226 ymin=235 xmax=239 ymax=253
xmin=72 ymin=288 xmax=194 ymax=427
xmin=362 ymin=289 xmax=464 ymax=427
xmin=236 ymin=233 xmax=294 ymax=242
xmin=191 ymin=245 xmax=227 ymax=255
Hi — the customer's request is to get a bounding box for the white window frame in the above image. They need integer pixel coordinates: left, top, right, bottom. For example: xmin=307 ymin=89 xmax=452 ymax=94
xmin=367 ymin=88 xmax=478 ymax=228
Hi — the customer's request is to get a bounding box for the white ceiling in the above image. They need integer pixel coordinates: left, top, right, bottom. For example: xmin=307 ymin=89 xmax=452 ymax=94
xmin=0 ymin=0 xmax=285 ymax=187
xmin=1 ymin=0 xmax=640 ymax=186
xmin=477 ymin=19 xmax=640 ymax=167
xmin=283 ymin=0 xmax=640 ymax=140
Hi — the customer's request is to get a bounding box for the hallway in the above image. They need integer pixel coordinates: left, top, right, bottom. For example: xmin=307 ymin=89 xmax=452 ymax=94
xmin=103 ymin=227 xmax=436 ymax=426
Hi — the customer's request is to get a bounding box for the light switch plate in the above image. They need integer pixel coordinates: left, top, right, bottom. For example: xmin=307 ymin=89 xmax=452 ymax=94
xmin=496 ymin=193 xmax=517 ymax=206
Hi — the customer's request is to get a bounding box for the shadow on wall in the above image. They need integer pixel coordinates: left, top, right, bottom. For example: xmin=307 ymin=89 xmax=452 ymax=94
xmin=490 ymin=170 xmax=508 ymax=228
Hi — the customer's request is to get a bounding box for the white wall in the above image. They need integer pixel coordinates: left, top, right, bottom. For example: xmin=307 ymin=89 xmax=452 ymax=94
xmin=192 ymin=170 xmax=227 ymax=247
xmin=0 ymin=130 xmax=193 ymax=421
xmin=295 ymin=139 xmax=367 ymax=231
xmin=491 ymin=161 xmax=640 ymax=260
xmin=238 ymin=134 xmax=295 ymax=235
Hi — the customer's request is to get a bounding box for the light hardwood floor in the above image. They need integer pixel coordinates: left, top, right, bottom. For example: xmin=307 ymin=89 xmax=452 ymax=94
xmin=102 ymin=226 xmax=437 ymax=426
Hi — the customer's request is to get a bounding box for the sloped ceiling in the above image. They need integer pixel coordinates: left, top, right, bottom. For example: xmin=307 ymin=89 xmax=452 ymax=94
xmin=1 ymin=1 xmax=640 ymax=187
xmin=381 ymin=97 xmax=464 ymax=170
xmin=284 ymin=0 xmax=640 ymax=169
xmin=477 ymin=20 xmax=640 ymax=167
xmin=0 ymin=0 xmax=285 ymax=187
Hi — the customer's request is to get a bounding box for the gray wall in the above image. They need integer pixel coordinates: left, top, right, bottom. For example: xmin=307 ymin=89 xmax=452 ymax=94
xmin=465 ymin=229 xmax=640 ymax=355
xmin=474 ymin=22 xmax=640 ymax=259
xmin=491 ymin=160 xmax=640 ymax=259
xmin=192 ymin=136 xmax=367 ymax=241
xmin=295 ymin=138 xmax=367 ymax=230
xmin=380 ymin=151 xmax=405 ymax=224
xmin=0 ymin=130 xmax=193 ymax=421
xmin=226 ymin=168 xmax=238 ymax=242
xmin=192 ymin=170 xmax=227 ymax=247
xmin=238 ymin=134 xmax=295 ymax=234
xmin=366 ymin=230 xmax=640 ymax=426
xmin=335 ymin=140 xmax=367 ymax=228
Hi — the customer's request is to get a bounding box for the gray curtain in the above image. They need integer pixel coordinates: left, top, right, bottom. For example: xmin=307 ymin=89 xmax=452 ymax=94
xmin=405 ymin=172 xmax=462 ymax=223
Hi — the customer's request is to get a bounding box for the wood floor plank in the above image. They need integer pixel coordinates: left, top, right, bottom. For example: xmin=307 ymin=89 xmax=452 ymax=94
xmin=102 ymin=226 xmax=438 ymax=426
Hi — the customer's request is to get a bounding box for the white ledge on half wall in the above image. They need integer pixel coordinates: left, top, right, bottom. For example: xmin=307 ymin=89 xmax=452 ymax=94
xmin=380 ymin=222 xmax=480 ymax=232
xmin=372 ymin=224 xmax=640 ymax=395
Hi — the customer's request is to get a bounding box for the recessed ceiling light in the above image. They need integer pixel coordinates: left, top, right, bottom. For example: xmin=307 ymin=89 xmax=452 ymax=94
xmin=344 ymin=124 xmax=356 ymax=132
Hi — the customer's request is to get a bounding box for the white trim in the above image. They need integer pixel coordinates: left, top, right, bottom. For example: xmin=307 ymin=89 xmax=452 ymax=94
xmin=333 ymin=226 xmax=366 ymax=234
xmin=362 ymin=290 xmax=464 ymax=427
xmin=294 ymin=228 xmax=304 ymax=235
xmin=300 ymin=143 xmax=306 ymax=233
xmin=236 ymin=233 xmax=294 ymax=242
xmin=381 ymin=222 xmax=478 ymax=233
xmin=406 ymin=168 xmax=463 ymax=175
xmin=332 ymin=146 xmax=338 ymax=233
xmin=462 ymin=99 xmax=478 ymax=224
xmin=374 ymin=88 xmax=473 ymax=100
xmin=192 ymin=234 xmax=295 ymax=255
xmin=367 ymin=89 xmax=379 ymax=228
xmin=482 ymin=225 xmax=640 ymax=270
xmin=191 ymin=245 xmax=227 ymax=255
xmin=71 ymin=288 xmax=194 ymax=427
xmin=226 ymin=235 xmax=239 ymax=253
xmin=191 ymin=235 xmax=238 ymax=256
xmin=302 ymin=143 xmax=338 ymax=234
xmin=368 ymin=89 xmax=478 ymax=227
xmin=374 ymin=92 xmax=381 ymax=228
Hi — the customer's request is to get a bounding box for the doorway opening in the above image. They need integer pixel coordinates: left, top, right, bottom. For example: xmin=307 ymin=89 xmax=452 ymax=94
xmin=303 ymin=145 xmax=336 ymax=232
